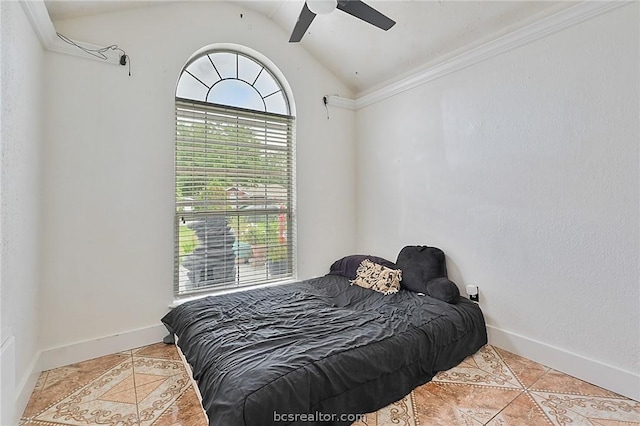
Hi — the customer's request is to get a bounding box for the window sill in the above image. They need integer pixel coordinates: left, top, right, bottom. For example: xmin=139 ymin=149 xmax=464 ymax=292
xmin=169 ymin=278 xmax=297 ymax=309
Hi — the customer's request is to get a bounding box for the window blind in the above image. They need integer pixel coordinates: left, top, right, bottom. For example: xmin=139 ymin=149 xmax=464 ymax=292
xmin=175 ymin=98 xmax=295 ymax=296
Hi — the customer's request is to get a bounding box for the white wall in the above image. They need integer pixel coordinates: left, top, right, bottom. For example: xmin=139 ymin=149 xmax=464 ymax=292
xmin=356 ymin=3 xmax=638 ymax=392
xmin=41 ymin=1 xmax=356 ymax=351
xmin=0 ymin=1 xmax=44 ymax=422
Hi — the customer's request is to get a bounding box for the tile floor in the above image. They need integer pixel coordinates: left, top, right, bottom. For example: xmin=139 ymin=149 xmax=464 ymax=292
xmin=21 ymin=343 xmax=640 ymax=425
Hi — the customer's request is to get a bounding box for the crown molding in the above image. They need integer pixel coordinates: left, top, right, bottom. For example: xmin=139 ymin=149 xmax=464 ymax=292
xmin=353 ymin=0 xmax=629 ymax=109
xmin=325 ymin=95 xmax=357 ymax=110
xmin=19 ymin=0 xmax=121 ymax=65
xmin=19 ymin=0 xmax=57 ymax=47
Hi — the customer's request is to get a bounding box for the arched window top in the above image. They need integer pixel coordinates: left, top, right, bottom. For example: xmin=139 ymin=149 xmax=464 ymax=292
xmin=176 ymin=50 xmax=290 ymax=115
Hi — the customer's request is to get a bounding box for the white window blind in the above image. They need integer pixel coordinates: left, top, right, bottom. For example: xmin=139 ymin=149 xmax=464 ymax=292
xmin=175 ymin=98 xmax=295 ymax=296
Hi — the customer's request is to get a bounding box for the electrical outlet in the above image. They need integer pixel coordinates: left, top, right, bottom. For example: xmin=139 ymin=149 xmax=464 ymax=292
xmin=466 ymin=284 xmax=479 ymax=302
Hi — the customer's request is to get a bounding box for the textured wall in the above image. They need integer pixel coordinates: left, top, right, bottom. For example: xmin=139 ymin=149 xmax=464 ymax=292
xmin=0 ymin=1 xmax=44 ymax=421
xmin=355 ymin=4 xmax=639 ymax=375
xmin=41 ymin=2 xmax=356 ymax=349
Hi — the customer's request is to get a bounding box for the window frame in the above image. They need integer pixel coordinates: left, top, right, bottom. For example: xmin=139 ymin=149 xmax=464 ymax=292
xmin=174 ymin=49 xmax=296 ymax=299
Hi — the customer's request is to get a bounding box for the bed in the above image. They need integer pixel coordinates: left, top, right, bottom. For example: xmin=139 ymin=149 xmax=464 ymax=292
xmin=162 ymin=271 xmax=487 ymax=426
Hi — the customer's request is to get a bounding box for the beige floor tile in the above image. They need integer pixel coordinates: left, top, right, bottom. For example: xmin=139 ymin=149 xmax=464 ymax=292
xmin=151 ymin=387 xmax=208 ymax=426
xmin=354 ymin=394 xmax=416 ymax=426
xmin=20 ymin=372 xmax=48 ymax=419
xmin=133 ymin=342 xmax=182 ymax=360
xmin=33 ymin=359 xmax=139 ymax=426
xmin=529 ymin=391 xmax=640 ymax=425
xmin=374 ymin=394 xmax=416 ymax=426
xmin=412 ymin=384 xmax=483 ymax=426
xmin=426 ymin=382 xmax=523 ymax=424
xmin=434 ymin=345 xmax=521 ymax=389
xmin=21 ymin=354 xmax=130 ymax=420
xmin=29 ymin=355 xmax=191 ymax=426
xmin=487 ymin=392 xmax=553 ymax=425
xmin=530 ymin=369 xmax=626 ymax=398
xmin=494 ymin=347 xmax=550 ymax=388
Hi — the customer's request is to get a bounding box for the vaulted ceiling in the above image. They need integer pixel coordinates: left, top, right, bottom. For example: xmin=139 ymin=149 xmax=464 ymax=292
xmin=44 ymin=0 xmax=571 ymax=95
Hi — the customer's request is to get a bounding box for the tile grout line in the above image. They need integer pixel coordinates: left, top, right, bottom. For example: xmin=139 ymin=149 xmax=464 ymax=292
xmin=22 ymin=355 xmax=134 ymax=425
xmin=528 ymin=388 xmax=640 ymax=425
xmin=410 ymin=388 xmax=420 ymax=426
xmin=476 ymin=345 xmax=550 ymax=425
xmin=132 ymin=345 xmax=193 ymax=424
xmin=496 ymin=347 xmax=558 ymax=426
xmin=522 ymin=368 xmax=617 ymax=425
xmin=435 ymin=345 xmax=524 ymax=425
xmin=481 ymin=389 xmax=526 ymax=425
xmin=20 ymin=371 xmax=48 ymax=423
xmin=523 ymin=373 xmax=557 ymax=426
xmin=130 ymin=349 xmax=142 ymax=424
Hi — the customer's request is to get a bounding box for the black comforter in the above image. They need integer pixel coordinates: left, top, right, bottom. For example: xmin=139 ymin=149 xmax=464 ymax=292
xmin=161 ymin=274 xmax=487 ymax=426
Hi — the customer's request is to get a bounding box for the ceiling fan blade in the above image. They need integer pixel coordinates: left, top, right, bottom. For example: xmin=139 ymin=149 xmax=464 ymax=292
xmin=289 ymin=2 xmax=317 ymax=42
xmin=336 ymin=0 xmax=395 ymax=31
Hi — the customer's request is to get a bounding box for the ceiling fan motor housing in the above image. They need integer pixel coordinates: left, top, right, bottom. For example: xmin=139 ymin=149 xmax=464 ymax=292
xmin=307 ymin=0 xmax=338 ymax=15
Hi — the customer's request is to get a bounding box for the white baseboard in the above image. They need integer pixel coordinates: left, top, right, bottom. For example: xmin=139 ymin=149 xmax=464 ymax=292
xmin=38 ymin=324 xmax=168 ymax=372
xmin=487 ymin=325 xmax=640 ymax=401
xmin=15 ymin=351 xmax=41 ymax=425
xmin=1 ymin=335 xmax=17 ymax=425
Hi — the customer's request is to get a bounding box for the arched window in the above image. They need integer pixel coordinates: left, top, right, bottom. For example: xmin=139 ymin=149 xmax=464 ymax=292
xmin=175 ymin=49 xmax=295 ymax=297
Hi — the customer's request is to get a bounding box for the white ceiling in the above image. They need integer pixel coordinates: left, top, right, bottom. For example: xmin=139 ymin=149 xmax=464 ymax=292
xmin=44 ymin=0 xmax=571 ymax=95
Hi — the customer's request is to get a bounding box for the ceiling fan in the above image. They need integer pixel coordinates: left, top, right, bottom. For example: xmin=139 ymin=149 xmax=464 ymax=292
xmin=289 ymin=0 xmax=396 ymax=43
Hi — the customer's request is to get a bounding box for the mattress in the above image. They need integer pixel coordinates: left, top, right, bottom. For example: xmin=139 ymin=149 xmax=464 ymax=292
xmin=161 ymin=274 xmax=487 ymax=425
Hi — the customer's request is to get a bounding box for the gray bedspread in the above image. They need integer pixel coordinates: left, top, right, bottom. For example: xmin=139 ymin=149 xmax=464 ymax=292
xmin=161 ymin=274 xmax=487 ymax=425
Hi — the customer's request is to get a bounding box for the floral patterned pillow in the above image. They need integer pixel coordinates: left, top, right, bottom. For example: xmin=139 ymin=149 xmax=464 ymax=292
xmin=350 ymin=259 xmax=402 ymax=295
